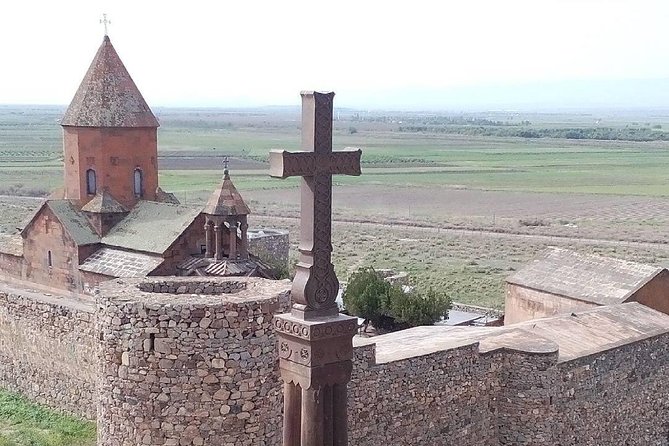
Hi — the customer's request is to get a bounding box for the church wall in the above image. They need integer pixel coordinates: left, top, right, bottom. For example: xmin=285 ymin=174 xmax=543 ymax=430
xmin=63 ymin=127 xmax=158 ymax=208
xmin=0 ymin=252 xmax=26 ymax=280
xmin=154 ymin=214 xmax=206 ymax=275
xmin=629 ymin=269 xmax=669 ymax=315
xmin=23 ymin=206 xmax=82 ymax=291
xmin=504 ymin=283 xmax=599 ymax=324
xmin=0 ymin=291 xmax=96 ymax=419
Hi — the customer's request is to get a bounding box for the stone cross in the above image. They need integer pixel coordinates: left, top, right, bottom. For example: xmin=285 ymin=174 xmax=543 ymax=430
xmin=270 ymin=92 xmax=361 ymax=445
xmin=100 ymin=13 xmax=111 ymax=36
xmin=270 ymin=91 xmax=361 ymax=319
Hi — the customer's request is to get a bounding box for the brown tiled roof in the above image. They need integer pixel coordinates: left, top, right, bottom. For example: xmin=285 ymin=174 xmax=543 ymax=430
xmin=506 ymin=248 xmax=663 ymax=305
xmin=81 ymin=189 xmax=128 ymax=214
xmin=61 ymin=36 xmax=159 ymax=128
xmin=79 ymin=247 xmax=163 ymax=277
xmin=202 ymin=170 xmax=250 ymax=216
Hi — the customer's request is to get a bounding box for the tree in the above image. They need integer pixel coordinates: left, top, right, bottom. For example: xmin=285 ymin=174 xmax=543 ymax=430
xmin=343 ymin=267 xmax=451 ymax=332
xmin=342 ymin=267 xmax=393 ymax=330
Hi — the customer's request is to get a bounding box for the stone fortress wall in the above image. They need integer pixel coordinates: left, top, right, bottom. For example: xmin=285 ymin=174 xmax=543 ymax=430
xmin=0 ymin=278 xmax=668 ymax=445
xmin=247 ymin=229 xmax=290 ymax=272
xmin=96 ymin=277 xmax=291 ymax=446
xmin=0 ymin=290 xmax=97 ymax=419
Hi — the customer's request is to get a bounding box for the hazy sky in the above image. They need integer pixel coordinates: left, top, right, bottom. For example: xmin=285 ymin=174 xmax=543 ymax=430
xmin=2 ymin=0 xmax=669 ymax=109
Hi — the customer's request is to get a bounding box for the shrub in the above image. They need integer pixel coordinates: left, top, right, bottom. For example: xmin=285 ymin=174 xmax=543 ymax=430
xmin=343 ymin=267 xmax=451 ymax=332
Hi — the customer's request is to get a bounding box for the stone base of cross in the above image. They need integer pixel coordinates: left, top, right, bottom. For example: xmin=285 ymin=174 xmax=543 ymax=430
xmin=270 ymin=91 xmax=360 ymax=445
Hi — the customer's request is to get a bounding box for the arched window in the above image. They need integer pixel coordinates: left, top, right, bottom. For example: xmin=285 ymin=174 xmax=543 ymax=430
xmin=86 ymin=169 xmax=96 ymax=195
xmin=47 ymin=250 xmax=53 ymax=267
xmin=134 ymin=168 xmax=143 ymax=197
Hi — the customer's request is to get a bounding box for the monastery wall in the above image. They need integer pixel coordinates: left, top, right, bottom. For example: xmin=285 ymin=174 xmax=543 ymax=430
xmin=504 ymin=283 xmax=599 ymax=324
xmin=552 ymin=333 xmax=669 ymax=445
xmin=96 ymin=277 xmax=291 ymax=446
xmin=0 ymin=290 xmax=96 ymax=419
xmin=348 ymin=328 xmax=669 ymax=446
xmin=348 ymin=343 xmax=501 ymax=445
xmin=247 ymin=229 xmax=290 ymax=273
xmin=1 ymin=277 xmax=668 ymax=445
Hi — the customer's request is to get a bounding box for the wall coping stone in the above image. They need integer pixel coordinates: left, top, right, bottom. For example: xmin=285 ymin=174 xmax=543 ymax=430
xmin=98 ymin=276 xmax=292 ymax=306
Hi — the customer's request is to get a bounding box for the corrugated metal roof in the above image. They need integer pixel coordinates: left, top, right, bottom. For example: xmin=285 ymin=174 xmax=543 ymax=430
xmin=61 ymin=36 xmax=159 ymax=128
xmin=506 ymin=248 xmax=662 ymax=305
xmin=102 ymin=201 xmax=200 ymax=254
xmin=356 ymin=303 xmax=669 ymax=364
xmin=79 ymin=247 xmax=163 ymax=277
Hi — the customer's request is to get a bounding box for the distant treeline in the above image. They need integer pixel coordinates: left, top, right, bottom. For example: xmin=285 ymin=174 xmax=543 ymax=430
xmin=398 ymin=125 xmax=669 ymax=142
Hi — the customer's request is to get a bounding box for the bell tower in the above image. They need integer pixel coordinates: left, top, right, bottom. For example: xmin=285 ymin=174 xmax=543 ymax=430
xmin=61 ymin=35 xmax=159 ymax=209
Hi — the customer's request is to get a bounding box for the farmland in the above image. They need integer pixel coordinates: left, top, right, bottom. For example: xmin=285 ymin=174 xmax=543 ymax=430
xmin=3 ymin=105 xmax=669 ymax=308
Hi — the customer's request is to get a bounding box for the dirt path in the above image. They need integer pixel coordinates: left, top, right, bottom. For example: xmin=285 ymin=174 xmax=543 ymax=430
xmin=256 ymin=214 xmax=669 ymax=252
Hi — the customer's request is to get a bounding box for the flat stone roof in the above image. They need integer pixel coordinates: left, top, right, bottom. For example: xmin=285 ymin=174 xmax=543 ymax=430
xmin=79 ymin=247 xmax=163 ymax=277
xmin=355 ymin=303 xmax=669 ymax=364
xmin=0 ymin=234 xmax=23 ymax=257
xmin=506 ymin=248 xmax=663 ymax=305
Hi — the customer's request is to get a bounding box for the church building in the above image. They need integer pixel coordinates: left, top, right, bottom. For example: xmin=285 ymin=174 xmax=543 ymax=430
xmin=0 ymin=35 xmax=282 ymax=294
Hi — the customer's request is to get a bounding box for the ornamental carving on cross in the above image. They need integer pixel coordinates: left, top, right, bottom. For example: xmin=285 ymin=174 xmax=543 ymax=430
xmin=270 ymin=91 xmax=361 ymax=319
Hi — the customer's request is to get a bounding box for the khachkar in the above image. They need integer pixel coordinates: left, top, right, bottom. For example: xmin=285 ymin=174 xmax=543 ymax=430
xmin=270 ymin=91 xmax=361 ymax=445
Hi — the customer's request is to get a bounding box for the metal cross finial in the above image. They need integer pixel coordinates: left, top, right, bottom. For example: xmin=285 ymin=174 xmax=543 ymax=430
xmin=100 ymin=13 xmax=111 ymax=36
xmin=222 ymin=156 xmax=230 ymax=178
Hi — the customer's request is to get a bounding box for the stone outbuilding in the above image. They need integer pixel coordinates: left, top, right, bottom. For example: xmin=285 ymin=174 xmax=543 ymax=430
xmin=504 ymin=247 xmax=669 ymax=324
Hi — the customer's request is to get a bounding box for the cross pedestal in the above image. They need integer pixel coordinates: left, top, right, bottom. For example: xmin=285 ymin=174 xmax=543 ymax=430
xmin=270 ymin=91 xmax=361 ymax=445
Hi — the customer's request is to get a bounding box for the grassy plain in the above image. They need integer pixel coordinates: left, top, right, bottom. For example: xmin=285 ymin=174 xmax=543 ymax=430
xmin=0 ymin=390 xmax=95 ymax=446
xmin=3 ymin=105 xmax=669 ymax=308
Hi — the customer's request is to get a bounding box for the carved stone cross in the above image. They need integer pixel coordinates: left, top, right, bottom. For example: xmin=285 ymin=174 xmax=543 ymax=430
xmin=271 ymin=92 xmax=361 ymax=446
xmin=270 ymin=91 xmax=361 ymax=319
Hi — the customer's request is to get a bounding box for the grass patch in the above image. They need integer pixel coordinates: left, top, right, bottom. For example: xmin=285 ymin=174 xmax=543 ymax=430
xmin=0 ymin=390 xmax=95 ymax=446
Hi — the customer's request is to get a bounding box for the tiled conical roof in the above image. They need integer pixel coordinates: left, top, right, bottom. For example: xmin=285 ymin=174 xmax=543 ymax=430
xmin=203 ymin=169 xmax=250 ymax=216
xmin=81 ymin=189 xmax=129 ymax=214
xmin=61 ymin=36 xmax=159 ymax=128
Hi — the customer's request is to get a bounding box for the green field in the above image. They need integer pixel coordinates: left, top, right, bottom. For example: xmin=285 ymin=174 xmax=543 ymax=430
xmin=0 ymin=390 xmax=95 ymax=446
xmin=3 ymin=104 xmax=669 ymax=307
xmin=4 ymin=106 xmax=669 ymax=198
